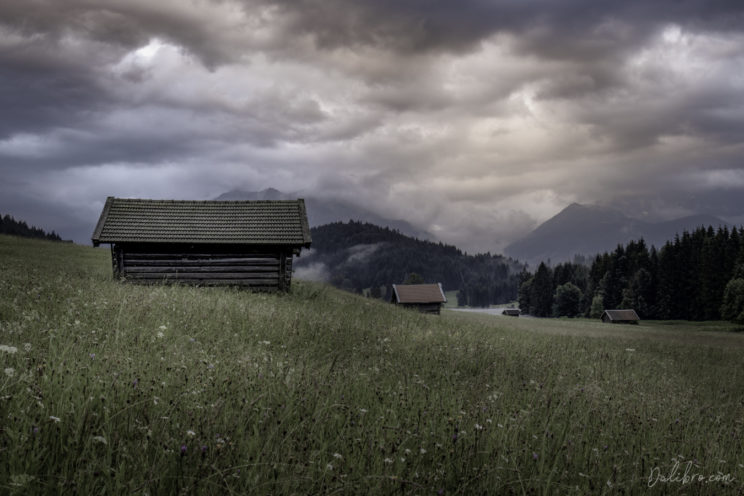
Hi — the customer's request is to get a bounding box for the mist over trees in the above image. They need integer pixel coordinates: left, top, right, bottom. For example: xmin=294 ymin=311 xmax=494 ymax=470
xmin=519 ymin=226 xmax=744 ymax=321
xmin=297 ymin=221 xmax=524 ymax=306
xmin=0 ymin=214 xmax=62 ymax=242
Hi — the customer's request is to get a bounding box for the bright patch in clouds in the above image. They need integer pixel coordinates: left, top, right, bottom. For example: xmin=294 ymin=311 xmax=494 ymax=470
xmin=0 ymin=0 xmax=743 ymax=251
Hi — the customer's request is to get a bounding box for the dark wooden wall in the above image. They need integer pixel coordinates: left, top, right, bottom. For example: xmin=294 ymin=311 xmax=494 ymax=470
xmin=112 ymin=243 xmax=295 ymax=290
xmin=401 ymin=303 xmax=442 ymax=315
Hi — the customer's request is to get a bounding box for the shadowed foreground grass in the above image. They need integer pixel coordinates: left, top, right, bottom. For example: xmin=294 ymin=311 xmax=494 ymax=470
xmin=1 ymin=235 xmax=743 ymax=494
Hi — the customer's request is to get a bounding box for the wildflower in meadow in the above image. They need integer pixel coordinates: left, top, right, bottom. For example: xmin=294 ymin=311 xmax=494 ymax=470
xmin=180 ymin=445 xmax=187 ymax=456
xmin=93 ymin=436 xmax=107 ymax=445
xmin=187 ymin=430 xmax=196 ymax=437
xmin=420 ymin=448 xmax=427 ymax=454
xmin=23 ymin=343 xmax=31 ymax=352
xmin=89 ymin=353 xmax=95 ymax=359
xmin=474 ymin=423 xmax=483 ymax=431
xmin=159 ymin=325 xmax=167 ymax=330
xmin=0 ymin=345 xmax=18 ymax=354
xmin=326 ymin=463 xmax=334 ymax=471
xmin=333 ymin=453 xmax=343 ymax=460
xmin=49 ymin=416 xmax=61 ymax=423
xmin=532 ymin=452 xmax=538 ymax=460
xmin=4 ymin=367 xmax=14 ymax=378
xmin=156 ymin=332 xmax=164 ymax=339
xmin=384 ymin=458 xmax=393 ymax=464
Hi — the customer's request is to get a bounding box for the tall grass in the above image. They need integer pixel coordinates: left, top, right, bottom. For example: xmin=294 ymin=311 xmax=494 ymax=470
xmin=1 ymin=235 xmax=742 ymax=494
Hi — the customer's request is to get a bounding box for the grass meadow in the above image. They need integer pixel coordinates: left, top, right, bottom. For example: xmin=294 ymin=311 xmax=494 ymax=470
xmin=1 ymin=234 xmax=743 ymax=494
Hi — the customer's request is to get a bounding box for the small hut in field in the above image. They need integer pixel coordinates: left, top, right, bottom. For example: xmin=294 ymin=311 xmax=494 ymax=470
xmin=391 ymin=283 xmax=447 ymax=314
xmin=91 ymin=197 xmax=311 ymax=291
xmin=600 ymin=309 xmax=640 ymax=324
xmin=502 ymin=308 xmax=521 ymax=317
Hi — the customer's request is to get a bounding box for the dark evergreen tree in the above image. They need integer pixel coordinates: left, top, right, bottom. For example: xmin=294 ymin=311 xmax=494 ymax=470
xmin=529 ymin=263 xmax=553 ymax=317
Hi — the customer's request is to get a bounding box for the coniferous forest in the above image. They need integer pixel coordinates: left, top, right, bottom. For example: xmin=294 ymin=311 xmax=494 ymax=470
xmin=0 ymin=213 xmax=62 ymax=242
xmin=298 ymin=221 xmax=525 ymax=306
xmin=519 ymin=226 xmax=744 ymax=322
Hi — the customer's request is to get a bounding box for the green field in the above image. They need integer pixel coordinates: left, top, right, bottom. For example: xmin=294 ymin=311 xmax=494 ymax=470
xmin=1 ymin=235 xmax=743 ymax=494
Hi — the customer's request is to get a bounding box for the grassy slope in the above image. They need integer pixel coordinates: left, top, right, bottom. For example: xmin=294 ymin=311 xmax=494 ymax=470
xmin=0 ymin=235 xmax=742 ymax=495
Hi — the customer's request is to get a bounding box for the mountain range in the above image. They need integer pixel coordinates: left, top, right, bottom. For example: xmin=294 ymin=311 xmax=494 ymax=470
xmin=215 ymin=188 xmax=431 ymax=240
xmin=505 ymin=203 xmax=730 ymax=266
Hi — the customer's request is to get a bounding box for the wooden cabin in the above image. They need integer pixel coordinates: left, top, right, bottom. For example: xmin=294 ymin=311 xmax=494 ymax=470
xmin=391 ymin=283 xmax=447 ymax=314
xmin=600 ymin=309 xmax=640 ymax=324
xmin=91 ymin=197 xmax=311 ymax=291
xmin=502 ymin=308 xmax=521 ymax=317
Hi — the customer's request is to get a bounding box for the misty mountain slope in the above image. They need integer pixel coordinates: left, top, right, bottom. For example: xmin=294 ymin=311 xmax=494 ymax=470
xmin=215 ymin=188 xmax=432 ymax=240
xmin=505 ymin=203 xmax=729 ymax=265
xmin=294 ymin=221 xmax=525 ymax=306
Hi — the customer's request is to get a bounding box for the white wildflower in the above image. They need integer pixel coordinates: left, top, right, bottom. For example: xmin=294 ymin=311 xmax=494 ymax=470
xmin=326 ymin=463 xmax=334 ymax=471
xmin=93 ymin=436 xmax=107 ymax=445
xmin=420 ymin=448 xmax=427 ymax=455
xmin=474 ymin=423 xmax=483 ymax=431
xmin=49 ymin=416 xmax=61 ymax=423
xmin=625 ymin=348 xmax=636 ymax=352
xmin=4 ymin=367 xmax=15 ymax=378
xmin=159 ymin=325 xmax=167 ymax=330
xmin=0 ymin=345 xmax=18 ymax=354
xmin=359 ymin=408 xmax=368 ymax=414
xmin=404 ymin=449 xmax=411 ymax=455
xmin=23 ymin=343 xmax=31 ymax=352
xmin=400 ymin=457 xmax=406 ymax=463
xmin=384 ymin=458 xmax=393 ymax=464
xmin=156 ymin=331 xmax=164 ymax=339
xmin=333 ymin=453 xmax=343 ymax=460
xmin=186 ymin=430 xmax=196 ymax=437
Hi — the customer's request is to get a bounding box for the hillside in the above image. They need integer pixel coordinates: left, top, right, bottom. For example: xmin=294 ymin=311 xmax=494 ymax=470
xmin=0 ymin=212 xmax=63 ymax=241
xmin=505 ymin=203 xmax=729 ymax=265
xmin=294 ymin=221 xmax=525 ymax=306
xmin=1 ymin=235 xmax=743 ymax=494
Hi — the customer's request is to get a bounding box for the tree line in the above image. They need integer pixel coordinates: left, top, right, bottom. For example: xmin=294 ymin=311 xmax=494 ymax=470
xmin=301 ymin=221 xmax=525 ymax=305
xmin=518 ymin=225 xmax=744 ymax=323
xmin=0 ymin=214 xmax=62 ymax=242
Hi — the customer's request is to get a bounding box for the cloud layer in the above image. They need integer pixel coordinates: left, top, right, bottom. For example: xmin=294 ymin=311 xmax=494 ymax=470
xmin=1 ymin=0 xmax=743 ymax=251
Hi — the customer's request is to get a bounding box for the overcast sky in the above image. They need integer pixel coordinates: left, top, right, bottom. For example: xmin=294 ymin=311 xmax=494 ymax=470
xmin=2 ymin=0 xmax=743 ymax=252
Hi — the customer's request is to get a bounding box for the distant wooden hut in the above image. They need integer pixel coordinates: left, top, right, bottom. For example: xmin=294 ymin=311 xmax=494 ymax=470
xmin=502 ymin=308 xmax=521 ymax=317
xmin=91 ymin=197 xmax=311 ymax=291
xmin=600 ymin=309 xmax=640 ymax=324
xmin=391 ymin=283 xmax=447 ymax=314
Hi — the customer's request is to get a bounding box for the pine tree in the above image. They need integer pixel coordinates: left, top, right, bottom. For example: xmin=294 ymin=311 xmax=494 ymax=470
xmin=529 ymin=263 xmax=553 ymax=317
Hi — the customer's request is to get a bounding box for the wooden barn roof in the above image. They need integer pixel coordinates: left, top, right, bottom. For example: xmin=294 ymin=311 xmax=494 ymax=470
xmin=601 ymin=309 xmax=640 ymax=321
xmin=92 ymin=197 xmax=312 ymax=247
xmin=392 ymin=283 xmax=447 ymax=304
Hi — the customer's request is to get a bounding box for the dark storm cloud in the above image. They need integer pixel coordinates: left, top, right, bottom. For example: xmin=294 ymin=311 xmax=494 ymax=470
xmin=255 ymin=0 xmax=744 ymax=55
xmin=0 ymin=0 xmax=743 ymax=250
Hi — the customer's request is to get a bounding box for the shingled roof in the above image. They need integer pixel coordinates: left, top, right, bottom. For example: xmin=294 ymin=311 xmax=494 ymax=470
xmin=392 ymin=283 xmax=447 ymax=304
xmin=601 ymin=309 xmax=640 ymax=322
xmin=92 ymin=197 xmax=311 ymax=247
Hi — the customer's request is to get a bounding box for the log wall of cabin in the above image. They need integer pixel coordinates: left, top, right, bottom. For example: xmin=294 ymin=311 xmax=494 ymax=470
xmin=114 ymin=243 xmax=295 ymax=290
xmin=402 ymin=303 xmax=442 ymax=315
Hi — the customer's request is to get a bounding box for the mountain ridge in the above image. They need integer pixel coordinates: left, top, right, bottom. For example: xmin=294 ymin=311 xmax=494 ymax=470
xmin=505 ymin=203 xmax=730 ymax=265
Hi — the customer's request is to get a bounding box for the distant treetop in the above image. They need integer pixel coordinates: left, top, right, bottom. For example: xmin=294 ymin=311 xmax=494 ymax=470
xmin=0 ymin=214 xmax=62 ymax=242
